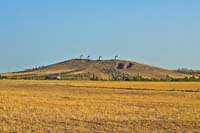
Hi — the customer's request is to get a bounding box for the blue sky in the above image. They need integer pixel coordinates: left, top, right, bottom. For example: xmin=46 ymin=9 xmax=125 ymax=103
xmin=0 ymin=0 xmax=200 ymax=72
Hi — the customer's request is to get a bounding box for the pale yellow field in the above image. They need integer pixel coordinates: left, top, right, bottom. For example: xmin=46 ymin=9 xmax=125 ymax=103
xmin=0 ymin=80 xmax=199 ymax=132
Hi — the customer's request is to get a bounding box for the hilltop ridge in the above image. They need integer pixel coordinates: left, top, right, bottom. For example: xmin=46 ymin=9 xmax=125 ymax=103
xmin=1 ymin=59 xmax=191 ymax=80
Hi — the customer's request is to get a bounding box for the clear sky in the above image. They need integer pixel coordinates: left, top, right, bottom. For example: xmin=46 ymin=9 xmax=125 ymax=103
xmin=0 ymin=0 xmax=200 ymax=72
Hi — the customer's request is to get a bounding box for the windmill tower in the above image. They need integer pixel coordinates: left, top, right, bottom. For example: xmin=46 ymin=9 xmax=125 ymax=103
xmin=115 ymin=55 xmax=118 ymax=60
xmin=98 ymin=56 xmax=102 ymax=61
xmin=80 ymin=55 xmax=83 ymax=59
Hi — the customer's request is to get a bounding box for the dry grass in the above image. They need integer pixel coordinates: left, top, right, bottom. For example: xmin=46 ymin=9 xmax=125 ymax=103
xmin=0 ymin=80 xmax=199 ymax=132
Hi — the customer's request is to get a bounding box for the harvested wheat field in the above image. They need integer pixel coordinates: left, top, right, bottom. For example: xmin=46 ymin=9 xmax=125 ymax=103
xmin=0 ymin=80 xmax=199 ymax=132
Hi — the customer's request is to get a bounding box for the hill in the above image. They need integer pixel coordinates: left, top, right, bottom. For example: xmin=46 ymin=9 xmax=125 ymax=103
xmin=1 ymin=59 xmax=191 ymax=80
xmin=174 ymin=69 xmax=200 ymax=76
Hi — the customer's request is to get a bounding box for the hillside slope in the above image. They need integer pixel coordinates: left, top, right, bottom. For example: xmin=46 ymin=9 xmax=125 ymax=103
xmin=2 ymin=59 xmax=190 ymax=80
xmin=174 ymin=69 xmax=200 ymax=76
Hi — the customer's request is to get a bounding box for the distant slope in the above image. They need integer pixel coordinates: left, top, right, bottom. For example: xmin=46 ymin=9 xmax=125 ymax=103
xmin=174 ymin=69 xmax=200 ymax=76
xmin=2 ymin=59 xmax=191 ymax=80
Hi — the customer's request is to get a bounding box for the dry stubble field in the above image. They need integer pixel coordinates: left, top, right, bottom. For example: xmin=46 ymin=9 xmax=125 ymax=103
xmin=0 ymin=80 xmax=199 ymax=132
